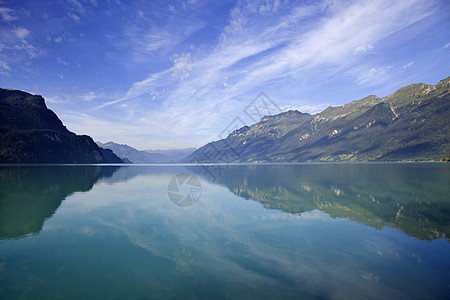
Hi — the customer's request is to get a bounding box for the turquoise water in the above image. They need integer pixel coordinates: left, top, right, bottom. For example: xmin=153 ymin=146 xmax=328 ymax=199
xmin=0 ymin=164 xmax=449 ymax=299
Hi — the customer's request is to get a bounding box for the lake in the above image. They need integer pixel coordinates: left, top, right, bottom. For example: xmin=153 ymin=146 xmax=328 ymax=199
xmin=0 ymin=163 xmax=449 ymax=299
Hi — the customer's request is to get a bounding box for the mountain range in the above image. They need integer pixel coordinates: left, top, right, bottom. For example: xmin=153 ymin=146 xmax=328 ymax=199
xmin=0 ymin=89 xmax=122 ymax=163
xmin=185 ymin=76 xmax=450 ymax=162
xmin=2 ymin=76 xmax=449 ymax=164
xmin=97 ymin=141 xmax=195 ymax=163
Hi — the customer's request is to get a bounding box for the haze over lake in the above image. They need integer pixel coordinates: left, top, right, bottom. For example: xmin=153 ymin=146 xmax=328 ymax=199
xmin=1 ymin=163 xmax=449 ymax=299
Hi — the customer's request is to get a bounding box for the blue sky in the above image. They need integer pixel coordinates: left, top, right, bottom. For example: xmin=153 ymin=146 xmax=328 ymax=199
xmin=1 ymin=0 xmax=449 ymax=150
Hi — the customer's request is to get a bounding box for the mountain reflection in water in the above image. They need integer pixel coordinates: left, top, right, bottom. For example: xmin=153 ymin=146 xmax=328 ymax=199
xmin=0 ymin=166 xmax=119 ymax=239
xmin=190 ymin=163 xmax=450 ymax=240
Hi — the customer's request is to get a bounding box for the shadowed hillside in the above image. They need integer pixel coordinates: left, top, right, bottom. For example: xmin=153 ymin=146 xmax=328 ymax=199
xmin=0 ymin=89 xmax=122 ymax=163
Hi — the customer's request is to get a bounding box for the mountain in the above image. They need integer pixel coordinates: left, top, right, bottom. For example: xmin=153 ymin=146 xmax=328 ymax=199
xmin=185 ymin=77 xmax=450 ymax=162
xmin=97 ymin=141 xmax=158 ymax=163
xmin=0 ymin=88 xmax=122 ymax=163
xmin=144 ymin=148 xmax=196 ymax=162
xmin=98 ymin=141 xmax=196 ymax=163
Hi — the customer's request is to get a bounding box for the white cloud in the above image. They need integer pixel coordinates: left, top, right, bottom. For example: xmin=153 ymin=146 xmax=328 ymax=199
xmin=110 ymin=6 xmax=207 ymax=65
xmin=0 ymin=7 xmax=18 ymax=22
xmin=222 ymin=6 xmax=248 ymax=38
xmin=57 ymin=57 xmax=68 ymax=66
xmin=80 ymin=91 xmax=97 ymax=101
xmin=68 ymin=0 xmax=85 ymax=14
xmin=12 ymin=27 xmax=30 ymax=40
xmin=172 ymin=52 xmax=192 ymax=80
xmin=356 ymin=66 xmax=392 ymax=85
xmin=48 ymin=91 xmax=111 ymax=104
xmin=402 ymin=61 xmax=414 ymax=69
xmin=0 ymin=59 xmax=11 ymax=75
xmin=66 ymin=0 xmax=87 ymax=21
xmin=444 ymin=42 xmax=450 ymax=48
xmin=141 ymin=32 xmax=173 ymax=52
xmin=54 ymin=36 xmax=63 ymax=43
xmin=150 ymin=90 xmax=160 ymax=100
xmin=96 ymin=69 xmax=175 ymax=108
xmin=14 ymin=40 xmax=38 ymax=58
xmin=258 ymin=0 xmax=280 ymax=15
xmin=354 ymin=44 xmax=374 ymax=54
xmin=69 ymin=13 xmax=80 ymax=22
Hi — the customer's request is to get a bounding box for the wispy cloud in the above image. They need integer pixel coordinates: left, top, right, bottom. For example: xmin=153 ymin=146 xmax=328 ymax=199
xmin=355 ymin=66 xmax=392 ymax=86
xmin=12 ymin=27 xmax=30 ymax=40
xmin=122 ymin=0 xmax=433 ymax=97
xmin=57 ymin=57 xmax=68 ymax=66
xmin=354 ymin=44 xmax=374 ymax=54
xmin=172 ymin=52 xmax=192 ymax=80
xmin=403 ymin=61 xmax=414 ymax=69
xmin=0 ymin=7 xmax=18 ymax=22
xmin=66 ymin=0 xmax=86 ymax=21
xmin=13 ymin=40 xmax=38 ymax=58
xmin=79 ymin=91 xmax=99 ymax=102
xmin=47 ymin=90 xmax=113 ymax=104
xmin=0 ymin=59 xmax=11 ymax=75
xmin=109 ymin=2 xmax=207 ymax=65
xmin=99 ymin=0 xmax=436 ymax=145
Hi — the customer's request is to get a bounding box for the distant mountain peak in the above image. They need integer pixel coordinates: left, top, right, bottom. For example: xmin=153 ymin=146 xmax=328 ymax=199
xmin=320 ymin=95 xmax=381 ymax=120
xmin=260 ymin=110 xmax=308 ymax=122
xmin=384 ymin=76 xmax=450 ymax=106
xmin=98 ymin=141 xmax=195 ymax=163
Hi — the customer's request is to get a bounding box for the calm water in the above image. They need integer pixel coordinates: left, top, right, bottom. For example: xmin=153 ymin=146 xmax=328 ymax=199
xmin=0 ymin=163 xmax=449 ymax=299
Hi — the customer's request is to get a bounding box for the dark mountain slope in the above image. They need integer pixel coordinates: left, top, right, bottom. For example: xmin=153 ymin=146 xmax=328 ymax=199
xmin=0 ymin=89 xmax=73 ymax=135
xmin=0 ymin=88 xmax=122 ymax=163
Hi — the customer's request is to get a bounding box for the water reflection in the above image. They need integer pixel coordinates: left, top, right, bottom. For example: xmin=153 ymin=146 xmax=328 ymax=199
xmin=0 ymin=164 xmax=449 ymax=299
xmin=0 ymin=165 xmax=119 ymax=239
xmin=1 ymin=164 xmax=449 ymax=241
xmin=191 ymin=163 xmax=450 ymax=240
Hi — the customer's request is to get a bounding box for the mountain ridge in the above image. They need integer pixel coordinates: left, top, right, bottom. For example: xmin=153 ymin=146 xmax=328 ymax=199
xmin=185 ymin=76 xmax=450 ymax=162
xmin=97 ymin=141 xmax=195 ymax=163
